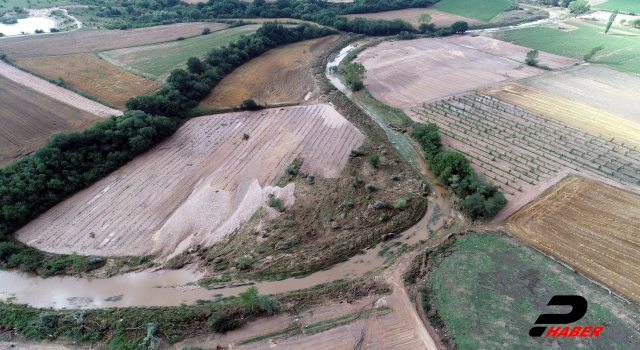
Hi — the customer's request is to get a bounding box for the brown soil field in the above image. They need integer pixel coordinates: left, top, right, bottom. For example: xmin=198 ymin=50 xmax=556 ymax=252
xmin=444 ymin=35 xmax=580 ymax=69
xmin=0 ymin=75 xmax=101 ymax=167
xmin=16 ymin=104 xmax=364 ymax=257
xmin=0 ymin=61 xmax=122 ymax=118
xmin=508 ymin=176 xmax=640 ymax=303
xmin=199 ymin=35 xmax=340 ymax=108
xmin=355 ymin=38 xmax=541 ymax=112
xmin=344 ymin=8 xmax=482 ymax=28
xmin=0 ymin=22 xmax=228 ymax=57
xmin=520 ymin=64 xmax=640 ymax=124
xmin=10 ymin=54 xmax=161 ymax=110
xmin=482 ymin=82 xmax=640 ymax=148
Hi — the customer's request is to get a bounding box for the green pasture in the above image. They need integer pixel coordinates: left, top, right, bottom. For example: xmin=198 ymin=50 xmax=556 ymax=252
xmin=0 ymin=0 xmax=72 ymax=12
xmin=433 ymin=0 xmax=512 ymax=22
xmin=594 ymin=0 xmax=640 ymax=14
xmin=427 ymin=233 xmax=639 ymax=349
xmin=498 ymin=21 xmax=640 ymax=74
xmin=100 ymin=25 xmax=260 ymax=81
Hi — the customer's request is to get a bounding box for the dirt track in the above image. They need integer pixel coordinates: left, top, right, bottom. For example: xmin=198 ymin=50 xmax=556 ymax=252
xmin=16 ymin=104 xmax=364 ymax=257
xmin=0 ymin=76 xmax=101 ymax=167
xmin=0 ymin=23 xmax=228 ymax=57
xmin=0 ymin=61 xmax=122 ymax=117
xmin=199 ymin=35 xmax=340 ymax=108
xmin=509 ymin=176 xmax=640 ymax=303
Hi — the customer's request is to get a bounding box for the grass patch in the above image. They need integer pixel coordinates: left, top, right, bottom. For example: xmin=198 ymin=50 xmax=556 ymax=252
xmin=303 ymin=305 xmax=390 ymax=335
xmin=433 ymin=0 xmax=513 ymax=22
xmin=594 ymin=0 xmax=640 ymax=14
xmin=239 ymin=325 xmax=299 ymax=345
xmin=497 ymin=21 xmax=640 ymax=74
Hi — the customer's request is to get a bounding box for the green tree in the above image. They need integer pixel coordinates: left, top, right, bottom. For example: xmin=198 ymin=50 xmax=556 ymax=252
xmin=239 ymin=286 xmax=260 ymax=313
xmin=525 ymin=49 xmax=539 ymax=66
xmin=451 ymin=21 xmax=468 ymax=34
xmin=605 ymin=10 xmax=618 ymax=34
xmin=418 ymin=13 xmax=432 ymax=24
xmin=583 ymin=44 xmax=604 ymax=61
xmin=568 ymin=0 xmax=590 ymax=18
xmin=344 ymin=62 xmax=366 ymax=91
xmin=367 ymin=154 xmax=380 ymax=168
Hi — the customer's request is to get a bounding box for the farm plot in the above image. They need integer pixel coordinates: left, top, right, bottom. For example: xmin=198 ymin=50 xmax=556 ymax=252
xmin=509 ymin=177 xmax=640 ymax=303
xmin=10 ymin=54 xmax=161 ymax=109
xmin=519 ymin=64 xmax=640 ymax=124
xmin=594 ymin=0 xmax=640 ymax=13
xmin=0 ymin=61 xmax=121 ymax=117
xmin=100 ymin=25 xmax=260 ymax=82
xmin=199 ymin=35 xmax=339 ymax=108
xmin=0 ymin=22 xmax=228 ymax=57
xmin=482 ymin=83 xmax=640 ymax=148
xmin=343 ymin=8 xmax=482 ymax=28
xmin=0 ymin=76 xmax=101 ymax=167
xmin=15 ymin=104 xmax=364 ymax=257
xmin=354 ymin=38 xmax=540 ymax=112
xmin=411 ymin=92 xmax=640 ymax=202
xmin=433 ymin=0 xmax=512 ymax=22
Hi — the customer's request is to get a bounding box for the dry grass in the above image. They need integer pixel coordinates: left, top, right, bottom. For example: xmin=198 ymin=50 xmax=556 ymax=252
xmin=344 ymin=8 xmax=482 ymax=28
xmin=198 ymin=35 xmax=340 ymax=108
xmin=0 ymin=23 xmax=228 ymax=57
xmin=508 ymin=176 xmax=640 ymax=303
xmin=482 ymin=83 xmax=640 ymax=148
xmin=0 ymin=75 xmax=101 ymax=167
xmin=10 ymin=54 xmax=161 ymax=109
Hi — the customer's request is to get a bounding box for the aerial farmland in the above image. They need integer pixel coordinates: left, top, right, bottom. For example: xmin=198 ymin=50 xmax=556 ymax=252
xmin=1 ymin=0 xmax=640 ymax=348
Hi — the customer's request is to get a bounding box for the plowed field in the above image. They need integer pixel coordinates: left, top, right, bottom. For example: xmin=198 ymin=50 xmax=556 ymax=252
xmin=16 ymin=104 xmax=364 ymax=257
xmin=343 ymin=8 xmax=481 ymax=28
xmin=10 ymin=54 xmax=161 ymax=109
xmin=482 ymin=83 xmax=640 ymax=148
xmin=0 ymin=61 xmax=121 ymax=118
xmin=355 ymin=38 xmax=540 ymax=111
xmin=509 ymin=176 xmax=640 ymax=303
xmin=0 ymin=76 xmax=101 ymax=167
xmin=0 ymin=22 xmax=228 ymax=57
xmin=199 ymin=35 xmax=340 ymax=108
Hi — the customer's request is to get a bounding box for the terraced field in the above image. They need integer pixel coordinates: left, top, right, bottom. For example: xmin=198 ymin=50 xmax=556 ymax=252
xmin=509 ymin=177 xmax=640 ymax=303
xmin=16 ymin=104 xmax=364 ymax=257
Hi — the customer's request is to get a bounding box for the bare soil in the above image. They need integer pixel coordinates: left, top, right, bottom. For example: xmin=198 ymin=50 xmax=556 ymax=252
xmin=355 ymin=38 xmax=540 ymax=112
xmin=199 ymin=35 xmax=340 ymax=108
xmin=10 ymin=54 xmax=161 ymax=110
xmin=0 ymin=61 xmax=122 ymax=117
xmin=0 ymin=75 xmax=101 ymax=167
xmin=15 ymin=104 xmax=364 ymax=257
xmin=0 ymin=22 xmax=228 ymax=57
xmin=343 ymin=8 xmax=482 ymax=28
xmin=509 ymin=176 xmax=640 ymax=303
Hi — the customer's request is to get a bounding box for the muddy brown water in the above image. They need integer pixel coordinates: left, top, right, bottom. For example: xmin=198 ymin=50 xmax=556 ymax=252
xmin=0 ymin=44 xmax=450 ymax=309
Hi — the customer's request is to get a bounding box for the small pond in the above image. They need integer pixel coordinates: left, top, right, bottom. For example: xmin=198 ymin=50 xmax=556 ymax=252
xmin=0 ymin=17 xmax=56 ymax=36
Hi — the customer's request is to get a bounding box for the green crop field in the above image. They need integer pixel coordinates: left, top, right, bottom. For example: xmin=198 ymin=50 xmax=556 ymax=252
xmin=0 ymin=0 xmax=71 ymax=12
xmin=427 ymin=233 xmax=640 ymax=349
xmin=100 ymin=25 xmax=260 ymax=81
xmin=433 ymin=0 xmax=512 ymax=22
xmin=594 ymin=0 xmax=640 ymax=14
xmin=497 ymin=22 xmax=640 ymax=74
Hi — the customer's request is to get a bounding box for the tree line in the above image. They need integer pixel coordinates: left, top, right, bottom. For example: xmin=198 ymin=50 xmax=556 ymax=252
xmin=412 ymin=123 xmax=506 ymax=221
xmin=0 ymin=21 xmax=337 ymax=276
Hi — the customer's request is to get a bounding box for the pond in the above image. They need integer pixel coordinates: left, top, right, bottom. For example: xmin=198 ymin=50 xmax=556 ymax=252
xmin=0 ymin=17 xmax=56 ymax=36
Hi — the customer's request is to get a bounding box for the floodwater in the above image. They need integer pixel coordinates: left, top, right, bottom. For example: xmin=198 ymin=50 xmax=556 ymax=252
xmin=0 ymin=42 xmax=451 ymax=309
xmin=0 ymin=17 xmax=55 ymax=36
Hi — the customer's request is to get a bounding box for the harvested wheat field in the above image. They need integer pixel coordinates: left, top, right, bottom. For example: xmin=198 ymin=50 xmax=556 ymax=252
xmin=482 ymin=83 xmax=640 ymax=148
xmin=444 ymin=35 xmax=580 ymax=69
xmin=0 ymin=61 xmax=122 ymax=117
xmin=0 ymin=22 xmax=228 ymax=57
xmin=199 ymin=35 xmax=339 ymax=108
xmin=520 ymin=64 xmax=640 ymax=123
xmin=0 ymin=75 xmax=101 ymax=167
xmin=344 ymin=8 xmax=481 ymax=28
xmin=11 ymin=54 xmax=161 ymax=109
xmin=509 ymin=176 xmax=640 ymax=303
xmin=355 ymin=38 xmax=540 ymax=111
xmin=16 ymin=104 xmax=364 ymax=257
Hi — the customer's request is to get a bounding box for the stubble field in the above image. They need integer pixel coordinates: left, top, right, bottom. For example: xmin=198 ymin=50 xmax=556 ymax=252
xmin=0 ymin=75 xmax=101 ymax=167
xmin=509 ymin=176 xmax=640 ymax=303
xmin=16 ymin=104 xmax=364 ymax=257
xmin=10 ymin=53 xmax=161 ymax=109
xmin=343 ymin=8 xmax=482 ymax=28
xmin=0 ymin=22 xmax=228 ymax=57
xmin=199 ymin=35 xmax=340 ymax=108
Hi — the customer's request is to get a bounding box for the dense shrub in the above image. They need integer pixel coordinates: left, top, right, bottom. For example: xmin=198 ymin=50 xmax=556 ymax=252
xmin=367 ymin=153 xmax=380 ymax=167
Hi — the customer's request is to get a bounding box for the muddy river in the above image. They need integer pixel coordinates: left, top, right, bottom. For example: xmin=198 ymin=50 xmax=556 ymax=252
xmin=0 ymin=43 xmax=451 ymax=309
